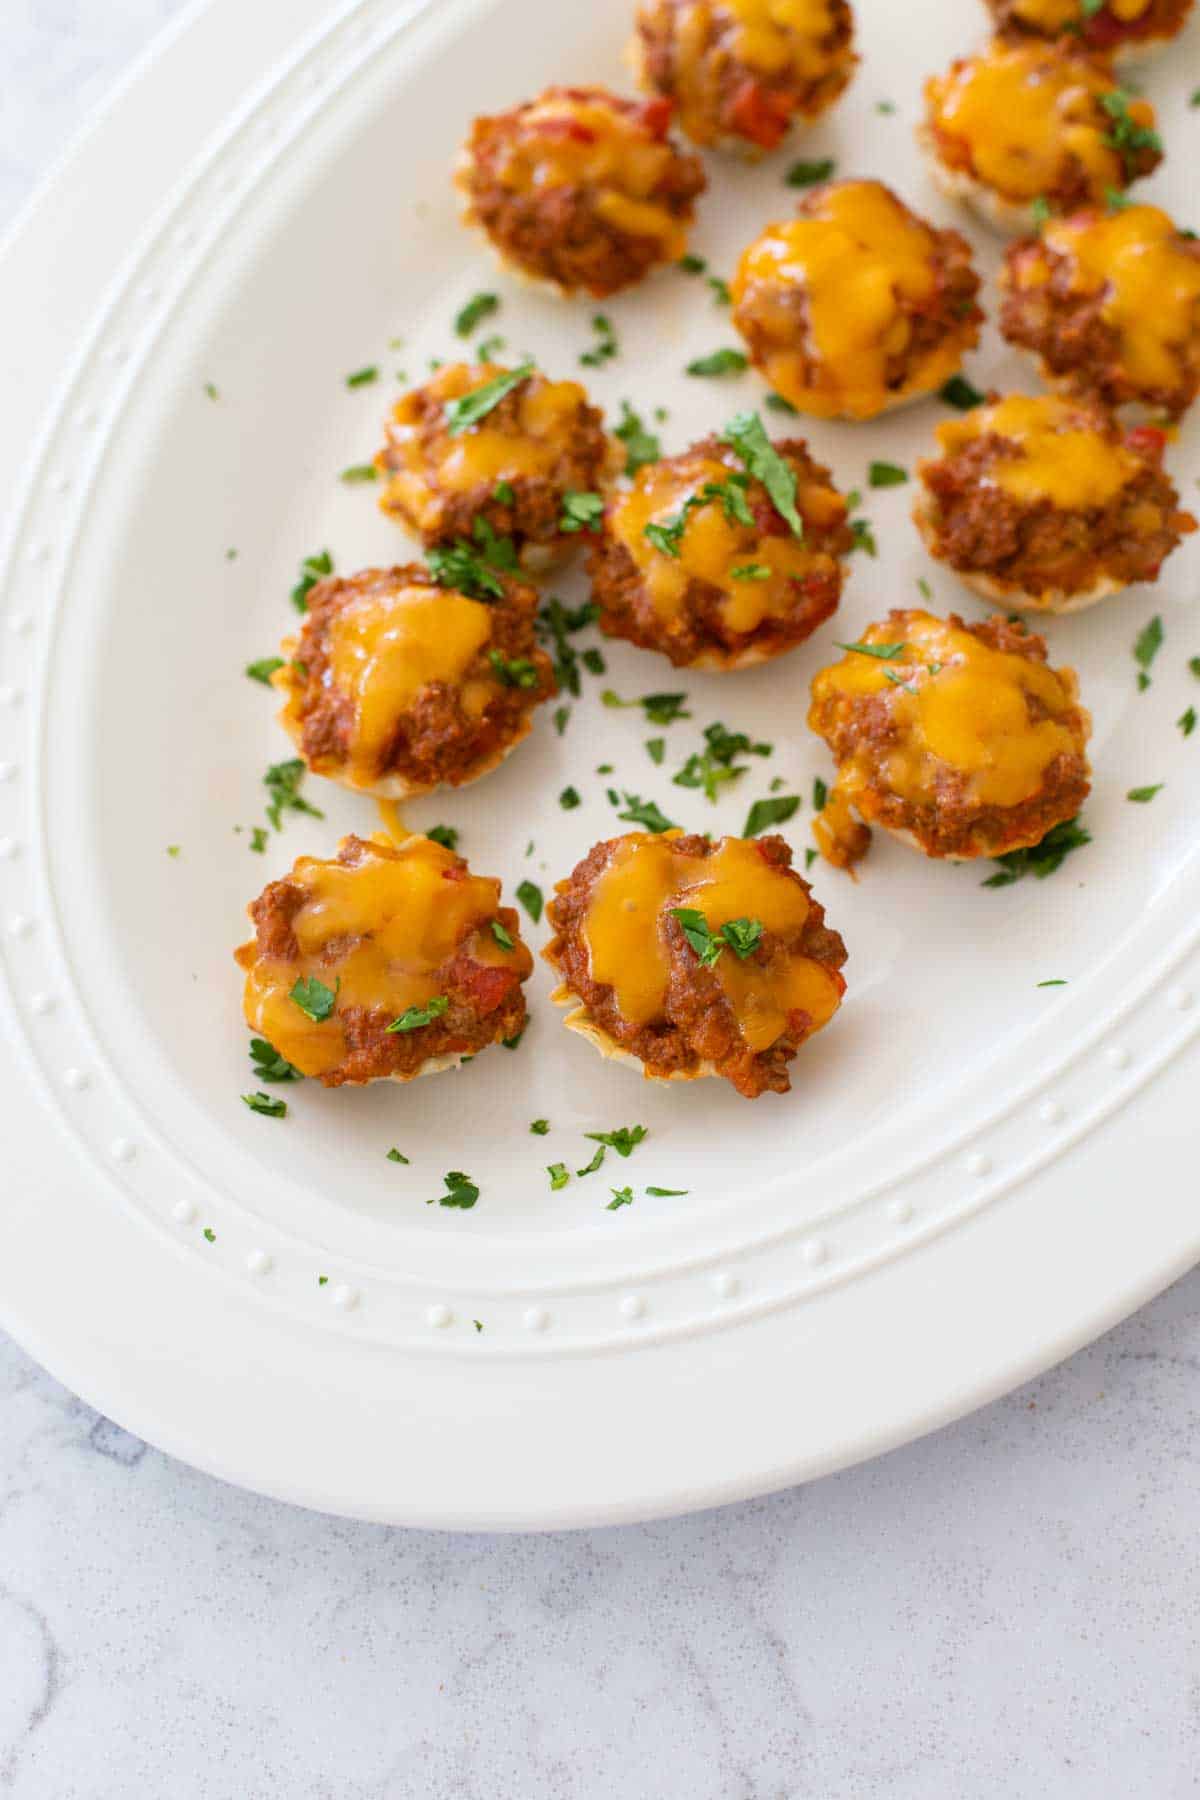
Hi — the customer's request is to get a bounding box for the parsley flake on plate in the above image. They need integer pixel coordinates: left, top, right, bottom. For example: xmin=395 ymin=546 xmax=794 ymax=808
xmin=547 ymin=1162 xmax=570 ymax=1191
xmin=249 ymin=1038 xmax=303 ymax=1083
xmin=344 ymin=366 xmax=378 ymax=388
xmin=559 ymin=785 xmax=582 ymax=811
xmin=585 ymin=1125 xmax=647 ymax=1158
xmin=646 ymin=1186 xmax=689 ymax=1196
xmin=245 ymin=656 xmax=284 ymax=685
xmin=516 ymin=880 xmax=543 ymax=923
xmin=616 ymin=793 xmax=678 ymax=833
xmin=1178 ymin=706 xmax=1197 ymax=738
xmin=386 ymin=995 xmax=450 ymax=1033
xmin=263 ymin=758 xmax=324 ymax=832
xmin=1127 ymin=784 xmax=1163 ymax=803
xmin=580 ymin=314 xmax=619 ymax=368
xmin=614 ymin=401 xmax=661 ymax=475
xmin=426 ymin=824 xmax=459 ymax=851
xmin=982 ymin=816 xmax=1091 ymax=886
xmin=868 ymin=461 xmax=908 ymax=488
xmin=686 ymin=348 xmax=749 ymax=378
xmin=785 ymin=156 xmax=835 ymax=187
xmin=242 ymin=1091 xmax=287 ymax=1119
xmin=1133 ymin=614 xmax=1163 ymax=691
xmin=939 ymin=375 xmax=984 ymax=411
xmin=530 ymin=1119 xmax=550 ymax=1136
xmin=454 ymin=291 xmax=499 ymax=337
xmin=386 ymin=1148 xmax=410 ymax=1164
xmin=339 ymin=462 xmax=377 ymax=484
xmin=743 ymin=794 xmax=800 ymax=837
xmin=577 ymin=1146 xmax=606 ymax=1177
xmin=607 ymin=1187 xmax=635 ymax=1211
xmin=432 ymin=1171 xmax=479 ymax=1209
xmin=602 ymin=689 xmax=691 ymax=725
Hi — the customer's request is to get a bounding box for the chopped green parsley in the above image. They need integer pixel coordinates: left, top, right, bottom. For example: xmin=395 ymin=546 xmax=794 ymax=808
xmin=432 ymin=1171 xmax=479 ymax=1209
xmin=445 ymin=360 xmax=534 ymax=434
xmin=386 ymin=996 xmax=450 ymax=1033
xmin=685 ymin=348 xmax=749 ymax=377
xmin=454 ymin=291 xmax=500 ymax=337
xmin=616 ymin=793 xmax=677 ymax=833
xmin=245 ymin=656 xmax=284 ymax=685
xmin=250 ymin=1037 xmax=303 ymax=1082
xmin=291 ymin=549 xmax=333 ymax=612
xmin=744 ymin=794 xmax=800 ymax=838
xmin=580 ymin=315 xmax=619 ymax=369
xmin=868 ymin=461 xmax=908 ymax=488
xmin=516 ymin=879 xmax=543 ymax=923
xmin=785 ymin=157 xmax=835 ymax=187
xmin=242 ymin=1091 xmax=287 ymax=1118
xmin=614 ymin=400 xmax=661 ymax=475
xmin=344 ymin=366 xmax=378 ymax=388
xmin=982 ymin=816 xmax=1091 ymax=886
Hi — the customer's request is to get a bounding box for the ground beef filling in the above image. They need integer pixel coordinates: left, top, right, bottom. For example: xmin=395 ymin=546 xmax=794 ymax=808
xmin=589 ymin=439 xmax=853 ymax=667
xmin=918 ymin=430 xmax=1191 ymax=595
xmin=244 ymin=838 xmax=529 ymax=1088
xmin=1000 ymin=238 xmax=1200 ymax=420
xmin=545 ymin=834 xmax=847 ymax=1099
xmin=812 ymin=616 xmax=1091 ymax=860
xmin=289 ymin=568 xmax=555 ymax=790
xmin=376 ymin=377 xmax=616 ymax=553
xmin=461 ymin=95 xmax=706 ymax=297
xmin=635 ymin=0 xmax=856 ymax=149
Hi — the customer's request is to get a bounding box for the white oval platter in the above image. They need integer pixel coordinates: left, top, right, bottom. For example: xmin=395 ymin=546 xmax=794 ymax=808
xmin=1 ymin=0 xmax=1198 ymax=1529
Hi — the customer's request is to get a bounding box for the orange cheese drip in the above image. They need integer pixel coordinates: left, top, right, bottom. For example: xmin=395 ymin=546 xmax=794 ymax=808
xmin=240 ymin=836 xmax=515 ymax=1078
xmin=730 ymin=182 xmax=963 ymax=419
xmin=925 ymin=42 xmax=1147 ymax=202
xmin=581 ymin=833 xmax=841 ymax=1054
xmin=810 ymin=614 xmax=1082 ymax=818
xmin=609 ymin=453 xmax=842 ymax=632
xmin=1039 ymin=206 xmax=1200 ymax=395
xmin=324 ymin=581 xmax=497 ymax=788
xmin=380 ymin=363 xmax=588 ymax=525
xmin=495 ymin=93 xmax=687 ymax=255
xmin=935 ymin=393 xmax=1137 ymax=509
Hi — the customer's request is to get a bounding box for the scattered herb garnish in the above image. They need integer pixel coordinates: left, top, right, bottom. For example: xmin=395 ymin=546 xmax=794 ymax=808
xmin=502 ymin=1030 xmax=524 ymax=1050
xmin=585 ymin=1125 xmax=648 ymax=1158
xmin=721 ymin=410 xmax=804 ymax=538
xmin=1133 ymin=614 xmax=1163 ymax=690
xmin=530 ymin=1119 xmax=550 ymax=1136
xmin=204 ymin=382 xmax=219 ymax=401
xmin=643 ymin=474 xmax=753 ymax=557
xmin=1178 ymin=706 xmax=1197 ymax=738
xmin=646 ymin=1186 xmax=689 ymax=1197
xmin=345 ymin=366 xmax=378 ymax=388
xmin=386 ymin=1148 xmax=410 ymax=1164
xmin=674 ymin=720 xmax=771 ymax=802
xmin=982 ymin=816 xmax=1091 ymax=886
xmin=445 ymin=360 xmax=534 ymax=434
xmin=1030 ymin=194 xmax=1051 ymax=230
xmin=686 ymin=348 xmax=749 ymax=378
xmin=848 ymin=515 xmax=877 ymax=557
xmin=614 ymin=401 xmax=661 ymax=475
xmin=835 ymin=639 xmax=906 ymax=660
xmin=602 ymin=689 xmax=691 ymax=724
xmin=580 ymin=315 xmax=618 ymax=369
xmin=707 ymin=275 xmax=732 ymax=306
xmin=387 ymin=996 xmax=450 ymax=1033
xmin=939 ymin=375 xmax=984 ymax=411
xmin=559 ymin=785 xmax=581 ymax=811
xmin=744 ymin=794 xmax=800 ymax=837
xmin=765 ymin=392 xmax=798 ymax=414
xmin=245 ymin=656 xmax=284 ymax=685
xmin=561 ymin=491 xmax=605 ymax=534
xmin=339 ymin=462 xmax=377 ymax=484
xmin=804 ymin=848 xmax=818 ymax=870
xmin=1100 ymin=89 xmax=1162 ymax=174
xmin=426 ymin=824 xmax=459 ymax=851
xmin=678 ymin=253 xmax=707 ymax=274
xmin=730 ymin=562 xmax=771 ymax=581
xmin=249 ymin=826 xmax=268 ymax=854
xmin=607 ymin=1187 xmax=634 ymax=1211
xmin=554 ymin=705 xmax=570 ymax=736
xmin=490 ymin=919 xmax=515 ymax=951
xmin=917 ymin=576 xmax=932 ymax=600
xmin=547 ymin=1162 xmax=570 ymax=1191
xmin=289 ymin=974 xmax=339 ymax=1022
xmin=166 ymin=845 xmax=181 ymax=858
xmin=432 ymin=1170 xmax=479 ymax=1209
xmin=616 ymin=793 xmax=677 ymax=833
xmin=454 ymin=291 xmax=499 ymax=337
xmin=1127 ymin=784 xmax=1163 ymax=803
xmin=646 ymin=737 xmax=665 ymax=765
xmin=813 ymin=777 xmax=828 ymax=812
xmin=672 ymin=909 xmax=763 ymax=966
xmin=203 ymin=1228 xmax=216 ymax=1243
xmin=1036 ymin=980 xmax=1067 ymax=988
xmin=427 ymin=540 xmax=507 ymax=601
xmin=291 ymin=549 xmax=333 ymax=612
xmin=868 ymin=461 xmax=908 ymax=488
xmin=263 ymin=758 xmax=324 ymax=832
xmin=488 ymin=649 xmax=540 ymax=689
xmin=250 ymin=1038 xmax=303 ymax=1083
xmin=876 ymin=99 xmax=896 ymax=114
xmin=477 ymin=334 xmax=505 ymax=362
xmin=516 ymin=880 xmax=543 ymax=923
xmin=786 ymin=156 xmax=836 ymax=187
xmin=537 ymin=596 xmax=599 ymax=694
xmin=242 ymin=1091 xmax=287 ymax=1118
xmin=1104 ymin=186 xmax=1133 ymax=213
xmin=577 ymin=1145 xmax=606 ymax=1177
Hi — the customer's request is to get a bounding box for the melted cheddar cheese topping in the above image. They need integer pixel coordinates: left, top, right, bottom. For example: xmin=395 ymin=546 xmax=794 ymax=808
xmin=238 ymin=835 xmax=522 ymax=1079
xmin=1009 ymin=0 xmax=1152 ymax=25
xmin=933 ymin=393 xmax=1138 ymax=510
xmin=1027 ymin=206 xmax=1200 ymax=396
xmin=379 ymin=364 xmax=591 ymax=529
xmin=726 ymin=0 xmax=842 ymax=73
xmin=581 ymin=833 xmax=842 ymax=1053
xmin=925 ymin=42 xmax=1153 ymax=202
xmin=491 ymin=91 xmax=688 ymax=255
xmin=609 ymin=451 xmax=845 ymax=635
xmin=810 ymin=614 xmax=1083 ymax=838
xmin=730 ymin=182 xmax=967 ymax=419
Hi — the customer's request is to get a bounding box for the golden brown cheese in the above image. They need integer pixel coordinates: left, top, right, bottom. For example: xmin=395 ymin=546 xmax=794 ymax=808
xmin=493 ymin=93 xmax=688 ymax=254
xmin=278 ymin=578 xmax=501 ymax=792
xmin=810 ymin=614 xmax=1082 ymax=820
xmin=609 ymin=453 xmax=843 ymax=632
xmin=582 ymin=833 xmax=842 ymax=1053
xmin=1031 ymin=206 xmax=1200 ymax=395
xmin=1009 ymin=0 xmax=1151 ymax=22
xmin=933 ymin=393 xmax=1139 ymax=510
xmin=925 ymin=42 xmax=1148 ymax=202
xmin=240 ymin=835 xmax=513 ymax=1079
xmin=730 ymin=182 xmax=963 ymax=418
xmin=379 ymin=364 xmax=590 ymax=532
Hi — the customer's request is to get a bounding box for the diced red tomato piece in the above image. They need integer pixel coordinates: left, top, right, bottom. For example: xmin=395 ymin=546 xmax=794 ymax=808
xmin=726 ymin=79 xmax=794 ymax=151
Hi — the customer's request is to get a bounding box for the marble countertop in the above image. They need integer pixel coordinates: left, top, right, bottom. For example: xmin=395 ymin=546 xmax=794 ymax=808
xmin=3 ymin=7 xmax=1200 ymax=1796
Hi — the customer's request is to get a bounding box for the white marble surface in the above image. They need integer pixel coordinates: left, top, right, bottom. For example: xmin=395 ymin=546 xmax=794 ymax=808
xmin=3 ymin=6 xmax=1200 ymax=1796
